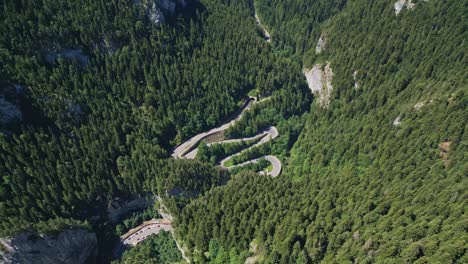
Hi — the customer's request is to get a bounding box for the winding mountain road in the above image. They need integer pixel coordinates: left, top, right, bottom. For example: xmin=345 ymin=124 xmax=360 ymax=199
xmin=184 ymin=130 xmax=269 ymax=160
xmin=171 ymin=98 xmax=282 ymax=177
xmin=122 ymin=219 xmax=172 ymax=247
xmin=172 ymin=97 xmax=256 ymax=159
xmin=117 ymin=217 xmax=190 ymax=263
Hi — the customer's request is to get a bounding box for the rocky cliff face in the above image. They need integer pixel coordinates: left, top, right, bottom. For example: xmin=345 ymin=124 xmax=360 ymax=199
xmin=138 ymin=0 xmax=189 ymax=25
xmin=394 ymin=0 xmax=429 ymax=15
xmin=303 ymin=63 xmax=334 ymax=108
xmin=0 ymin=229 xmax=97 ymax=264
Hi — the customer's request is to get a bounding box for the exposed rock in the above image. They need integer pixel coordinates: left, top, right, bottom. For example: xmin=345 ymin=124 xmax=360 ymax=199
xmin=138 ymin=0 xmax=188 ymax=25
xmin=316 ymin=34 xmax=326 ymax=54
xmin=108 ymin=195 xmax=156 ymax=223
xmin=0 ymin=229 xmax=97 ymax=264
xmin=254 ymin=13 xmax=271 ymax=42
xmin=245 ymin=240 xmax=259 ymax=264
xmin=394 ymin=0 xmax=406 ymax=15
xmin=439 ymin=141 xmax=451 ymax=167
xmin=414 ymin=99 xmax=433 ymax=111
xmin=353 ymin=70 xmax=359 ymax=90
xmin=393 ymin=115 xmax=402 ymax=126
xmin=303 ymin=63 xmax=334 ymax=108
xmin=148 ymin=1 xmax=166 ymax=25
xmin=394 ymin=0 xmax=425 ymax=15
xmin=414 ymin=101 xmax=425 ymax=111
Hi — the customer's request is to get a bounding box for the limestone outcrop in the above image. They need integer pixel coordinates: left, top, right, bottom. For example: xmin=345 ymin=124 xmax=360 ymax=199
xmin=303 ymin=63 xmax=334 ymax=108
xmin=0 ymin=229 xmax=97 ymax=264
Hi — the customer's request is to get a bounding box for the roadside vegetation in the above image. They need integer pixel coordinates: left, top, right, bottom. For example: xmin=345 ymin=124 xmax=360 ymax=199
xmin=112 ymin=231 xmax=182 ymax=264
xmin=0 ymin=0 xmax=308 ymax=239
xmin=175 ymin=0 xmax=467 ymax=263
xmin=115 ymin=206 xmax=160 ymax=236
xmin=229 ymin=158 xmax=270 ymax=175
xmin=196 ymin=137 xmax=262 ymax=165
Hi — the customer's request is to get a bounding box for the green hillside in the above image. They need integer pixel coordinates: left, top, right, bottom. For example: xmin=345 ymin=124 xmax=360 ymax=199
xmin=176 ymin=0 xmax=467 ymax=263
xmin=0 ymin=0 xmax=466 ymax=263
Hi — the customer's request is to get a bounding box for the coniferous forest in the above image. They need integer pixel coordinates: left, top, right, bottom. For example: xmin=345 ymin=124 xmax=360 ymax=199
xmin=0 ymin=0 xmax=466 ymax=263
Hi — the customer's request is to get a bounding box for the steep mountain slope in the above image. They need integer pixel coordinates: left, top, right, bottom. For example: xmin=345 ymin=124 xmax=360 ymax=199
xmin=176 ymin=0 xmax=467 ymax=263
xmin=0 ymin=0 xmax=466 ymax=263
xmin=0 ymin=0 xmax=309 ymax=261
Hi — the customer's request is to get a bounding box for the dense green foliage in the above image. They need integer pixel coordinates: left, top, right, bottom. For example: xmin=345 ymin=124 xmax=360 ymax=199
xmin=226 ymin=144 xmax=271 ymax=166
xmin=1 ymin=0 xmax=466 ymax=263
xmin=176 ymin=0 xmax=468 ymax=263
xmin=229 ymin=158 xmax=270 ymax=175
xmin=113 ymin=231 xmax=183 ymax=264
xmin=197 ymin=138 xmax=261 ymax=164
xmin=0 ymin=0 xmax=308 ymax=237
xmin=115 ymin=207 xmax=159 ymax=236
xmin=254 ymin=0 xmax=347 ymax=57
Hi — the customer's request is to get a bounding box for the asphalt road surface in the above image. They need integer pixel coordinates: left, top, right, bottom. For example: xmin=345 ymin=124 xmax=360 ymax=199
xmin=172 ymin=97 xmax=282 ymax=178
xmin=123 ymin=222 xmax=172 ymax=247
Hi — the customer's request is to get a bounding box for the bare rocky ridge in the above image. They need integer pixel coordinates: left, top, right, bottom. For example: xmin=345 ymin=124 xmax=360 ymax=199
xmin=0 ymin=229 xmax=97 ymax=264
xmin=303 ymin=63 xmax=334 ymax=108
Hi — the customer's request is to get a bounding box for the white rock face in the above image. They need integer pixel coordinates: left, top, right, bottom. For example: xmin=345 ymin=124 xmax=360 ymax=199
xmin=414 ymin=101 xmax=425 ymax=110
xmin=393 ymin=115 xmax=402 ymax=126
xmin=141 ymin=0 xmax=179 ymax=25
xmin=394 ymin=0 xmax=421 ymax=15
xmin=394 ymin=0 xmax=406 ymax=15
xmin=303 ymin=63 xmax=334 ymax=108
xmin=414 ymin=99 xmax=433 ymax=111
xmin=0 ymin=229 xmax=97 ymax=264
xmin=353 ymin=70 xmax=359 ymax=90
xmin=315 ymin=34 xmax=326 ymax=54
xmin=148 ymin=1 xmax=165 ymax=24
